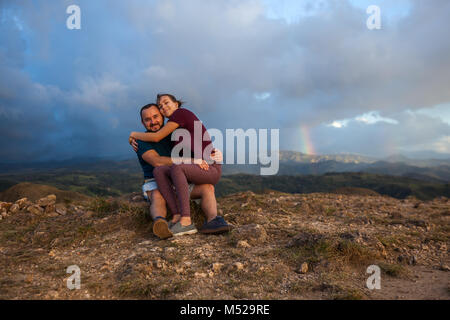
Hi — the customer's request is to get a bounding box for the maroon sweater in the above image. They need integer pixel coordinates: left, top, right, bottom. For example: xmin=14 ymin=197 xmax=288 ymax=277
xmin=168 ymin=108 xmax=213 ymax=160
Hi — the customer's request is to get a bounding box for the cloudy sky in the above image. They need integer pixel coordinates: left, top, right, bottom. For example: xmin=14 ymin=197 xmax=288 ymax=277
xmin=0 ymin=0 xmax=449 ymax=162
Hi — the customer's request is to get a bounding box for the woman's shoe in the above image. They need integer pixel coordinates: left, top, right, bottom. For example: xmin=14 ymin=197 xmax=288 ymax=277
xmin=170 ymin=222 xmax=198 ymax=236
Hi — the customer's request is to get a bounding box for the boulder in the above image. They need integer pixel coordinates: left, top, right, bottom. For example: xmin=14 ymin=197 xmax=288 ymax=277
xmin=230 ymin=224 xmax=267 ymax=245
xmin=15 ymin=198 xmax=30 ymax=209
xmin=0 ymin=202 xmax=12 ymax=211
xmin=27 ymin=205 xmax=44 ymax=215
xmin=37 ymin=194 xmax=57 ymax=207
xmin=55 ymin=204 xmax=67 ymax=215
xmin=9 ymin=203 xmax=20 ymax=214
xmin=45 ymin=204 xmax=56 ymax=214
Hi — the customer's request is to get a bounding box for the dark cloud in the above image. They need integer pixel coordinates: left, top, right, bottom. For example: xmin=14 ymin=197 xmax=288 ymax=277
xmin=0 ymin=0 xmax=449 ymax=161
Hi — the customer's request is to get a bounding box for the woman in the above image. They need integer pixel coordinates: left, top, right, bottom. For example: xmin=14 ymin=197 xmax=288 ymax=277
xmin=129 ymin=93 xmax=222 ymax=236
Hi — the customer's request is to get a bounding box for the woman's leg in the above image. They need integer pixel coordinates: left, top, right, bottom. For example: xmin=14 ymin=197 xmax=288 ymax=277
xmin=153 ymin=165 xmax=181 ymax=223
xmin=170 ymin=163 xmax=221 ymax=225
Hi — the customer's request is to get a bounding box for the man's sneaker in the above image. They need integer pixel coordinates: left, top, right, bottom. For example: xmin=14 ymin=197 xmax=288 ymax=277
xmin=170 ymin=222 xmax=198 ymax=236
xmin=152 ymin=217 xmax=173 ymax=239
xmin=199 ymin=216 xmax=234 ymax=234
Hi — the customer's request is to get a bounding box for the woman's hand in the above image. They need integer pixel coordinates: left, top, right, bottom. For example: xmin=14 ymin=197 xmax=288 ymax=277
xmin=194 ymin=158 xmax=209 ymax=170
xmin=129 ymin=138 xmax=138 ymax=152
xmin=129 ymin=132 xmax=138 ymax=144
xmin=210 ymin=148 xmax=223 ymax=163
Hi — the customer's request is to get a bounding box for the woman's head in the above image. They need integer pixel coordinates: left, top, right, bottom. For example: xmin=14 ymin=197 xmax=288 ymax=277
xmin=156 ymin=93 xmax=183 ymax=117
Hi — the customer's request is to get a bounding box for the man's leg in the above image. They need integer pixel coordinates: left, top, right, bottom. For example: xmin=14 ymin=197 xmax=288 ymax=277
xmin=190 ymin=184 xmax=217 ymax=223
xmin=147 ymin=189 xmax=172 ymax=239
xmin=147 ymin=189 xmax=167 ymax=220
xmin=190 ymin=184 xmax=233 ymax=234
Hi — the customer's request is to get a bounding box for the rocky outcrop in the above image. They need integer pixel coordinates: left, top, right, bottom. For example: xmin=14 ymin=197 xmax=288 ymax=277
xmin=0 ymin=194 xmax=61 ymax=220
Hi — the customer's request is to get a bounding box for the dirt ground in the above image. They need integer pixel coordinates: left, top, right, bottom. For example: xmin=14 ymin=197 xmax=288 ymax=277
xmin=0 ymin=190 xmax=448 ymax=300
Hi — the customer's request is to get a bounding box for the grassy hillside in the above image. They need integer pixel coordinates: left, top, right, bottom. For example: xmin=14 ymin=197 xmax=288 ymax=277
xmin=1 ymin=170 xmax=448 ymax=201
xmin=216 ymin=173 xmax=450 ymax=200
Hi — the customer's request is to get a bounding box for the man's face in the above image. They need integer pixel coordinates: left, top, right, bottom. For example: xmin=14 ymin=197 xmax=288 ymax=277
xmin=141 ymin=106 xmax=164 ymax=132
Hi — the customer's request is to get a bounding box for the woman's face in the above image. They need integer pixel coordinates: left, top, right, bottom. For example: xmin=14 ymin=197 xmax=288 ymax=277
xmin=158 ymin=95 xmax=178 ymax=117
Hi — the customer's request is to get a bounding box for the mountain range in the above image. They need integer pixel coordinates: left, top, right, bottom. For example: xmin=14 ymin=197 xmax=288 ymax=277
xmin=1 ymin=151 xmax=449 ymax=183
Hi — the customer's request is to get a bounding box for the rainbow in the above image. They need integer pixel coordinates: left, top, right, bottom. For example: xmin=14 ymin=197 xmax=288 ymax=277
xmin=299 ymin=126 xmax=316 ymax=155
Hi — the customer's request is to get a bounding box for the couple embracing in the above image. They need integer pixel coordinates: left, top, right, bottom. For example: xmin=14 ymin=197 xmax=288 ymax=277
xmin=129 ymin=93 xmax=233 ymax=239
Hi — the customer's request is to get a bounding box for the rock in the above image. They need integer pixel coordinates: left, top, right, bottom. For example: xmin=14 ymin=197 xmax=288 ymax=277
xmin=55 ymin=204 xmax=67 ymax=215
xmin=194 ymin=272 xmax=208 ymax=278
xmin=212 ymin=263 xmax=224 ymax=273
xmin=286 ymin=231 xmax=324 ymax=248
xmin=375 ymin=241 xmax=387 ymax=258
xmin=233 ymin=262 xmax=245 ymax=271
xmin=237 ymin=240 xmax=251 ymax=248
xmin=32 ymin=231 xmax=49 ymax=245
xmin=83 ymin=211 xmax=95 ymax=218
xmin=9 ymin=203 xmax=20 ymax=214
xmin=439 ymin=264 xmax=450 ymax=272
xmin=45 ymin=204 xmax=55 ymax=214
xmin=390 ymin=212 xmax=404 ymax=219
xmin=175 ymin=267 xmax=184 ymax=274
xmin=37 ymin=194 xmax=56 ymax=207
xmin=0 ymin=202 xmax=12 ymax=211
xmin=46 ymin=211 xmax=59 ymax=217
xmin=230 ymin=224 xmax=267 ymax=245
xmin=153 ymin=259 xmax=165 ymax=270
xmin=27 ymin=205 xmax=44 ymax=215
xmin=397 ymin=254 xmax=417 ymax=265
xmin=15 ymin=198 xmax=29 ymax=209
xmin=131 ymin=195 xmax=145 ymax=202
xmin=408 ymin=219 xmax=428 ymax=228
xmin=296 ymin=262 xmax=308 ymax=274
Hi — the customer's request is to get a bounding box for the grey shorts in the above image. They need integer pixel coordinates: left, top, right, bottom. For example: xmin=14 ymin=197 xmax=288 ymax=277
xmin=142 ymin=178 xmax=195 ymax=201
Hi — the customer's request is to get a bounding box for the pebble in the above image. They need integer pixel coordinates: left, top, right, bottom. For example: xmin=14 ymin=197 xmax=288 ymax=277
xmin=175 ymin=267 xmax=184 ymax=274
xmin=27 ymin=205 xmax=44 ymax=215
xmin=233 ymin=262 xmax=245 ymax=271
xmin=439 ymin=264 xmax=450 ymax=272
xmin=212 ymin=263 xmax=224 ymax=273
xmin=194 ymin=272 xmax=208 ymax=278
xmin=295 ymin=262 xmax=308 ymax=274
xmin=237 ymin=240 xmax=251 ymax=248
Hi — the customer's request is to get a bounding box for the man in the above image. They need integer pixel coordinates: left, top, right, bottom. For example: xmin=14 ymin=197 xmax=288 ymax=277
xmin=130 ymin=103 xmax=232 ymax=239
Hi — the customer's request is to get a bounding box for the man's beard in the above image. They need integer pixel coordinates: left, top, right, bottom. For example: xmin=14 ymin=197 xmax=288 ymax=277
xmin=149 ymin=124 xmax=161 ymax=132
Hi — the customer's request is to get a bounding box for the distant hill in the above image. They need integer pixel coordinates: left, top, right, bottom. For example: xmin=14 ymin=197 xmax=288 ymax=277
xmin=1 ymin=151 xmax=449 ymax=183
xmin=0 ymin=182 xmax=91 ymax=203
xmin=222 ymin=159 xmax=450 ymax=183
xmin=215 ymin=173 xmax=449 ymax=200
xmin=331 ymin=187 xmax=381 ymax=196
xmin=0 ymin=151 xmax=449 ymax=200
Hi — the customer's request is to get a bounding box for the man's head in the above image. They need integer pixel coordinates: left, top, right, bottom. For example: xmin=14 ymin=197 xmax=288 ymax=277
xmin=140 ymin=103 xmax=164 ymax=132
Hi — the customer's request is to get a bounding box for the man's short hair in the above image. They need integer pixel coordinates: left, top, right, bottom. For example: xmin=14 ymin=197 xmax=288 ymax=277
xmin=140 ymin=103 xmax=160 ymax=121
